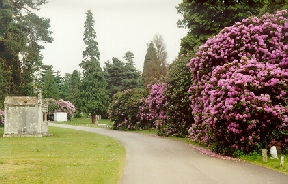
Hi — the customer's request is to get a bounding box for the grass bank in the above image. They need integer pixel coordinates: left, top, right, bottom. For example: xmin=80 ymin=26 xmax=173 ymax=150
xmin=55 ymin=118 xmax=113 ymax=128
xmin=0 ymin=127 xmax=125 ymax=184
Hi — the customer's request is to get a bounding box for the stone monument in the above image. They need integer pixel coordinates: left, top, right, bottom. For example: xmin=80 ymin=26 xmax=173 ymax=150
xmin=3 ymin=92 xmax=50 ymax=137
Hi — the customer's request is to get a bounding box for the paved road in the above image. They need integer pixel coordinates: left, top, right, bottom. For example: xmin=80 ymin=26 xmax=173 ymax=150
xmin=49 ymin=123 xmax=288 ymax=184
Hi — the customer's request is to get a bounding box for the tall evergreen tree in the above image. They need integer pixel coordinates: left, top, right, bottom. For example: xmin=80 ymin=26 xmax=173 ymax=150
xmin=60 ymin=73 xmax=72 ymax=100
xmin=104 ymin=52 xmax=142 ymax=100
xmin=123 ymin=51 xmax=143 ymax=90
xmin=0 ymin=0 xmax=52 ymax=98
xmin=142 ymin=34 xmax=168 ymax=87
xmin=42 ymin=68 xmax=60 ymax=100
xmin=69 ymin=70 xmax=81 ymax=112
xmin=80 ymin=10 xmax=108 ymax=125
xmin=104 ymin=57 xmax=125 ymax=99
xmin=143 ymin=42 xmax=158 ymax=87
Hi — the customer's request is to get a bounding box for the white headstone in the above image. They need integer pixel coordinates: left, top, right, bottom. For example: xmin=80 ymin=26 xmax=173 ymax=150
xmin=270 ymin=146 xmax=278 ymax=159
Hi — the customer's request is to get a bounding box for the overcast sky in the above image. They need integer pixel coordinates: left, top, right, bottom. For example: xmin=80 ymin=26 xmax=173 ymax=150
xmin=38 ymin=0 xmax=187 ymax=76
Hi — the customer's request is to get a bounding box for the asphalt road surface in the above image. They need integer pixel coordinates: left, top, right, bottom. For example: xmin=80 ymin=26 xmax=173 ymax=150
xmin=49 ymin=123 xmax=288 ymax=184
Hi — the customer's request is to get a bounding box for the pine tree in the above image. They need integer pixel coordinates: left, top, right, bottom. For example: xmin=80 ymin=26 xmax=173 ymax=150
xmin=104 ymin=52 xmax=142 ymax=100
xmin=69 ymin=70 xmax=81 ymax=112
xmin=0 ymin=0 xmax=52 ymax=97
xmin=80 ymin=10 xmax=108 ymax=125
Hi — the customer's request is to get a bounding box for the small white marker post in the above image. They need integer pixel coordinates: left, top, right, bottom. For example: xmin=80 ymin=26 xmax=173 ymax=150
xmin=280 ymin=156 xmax=284 ymax=167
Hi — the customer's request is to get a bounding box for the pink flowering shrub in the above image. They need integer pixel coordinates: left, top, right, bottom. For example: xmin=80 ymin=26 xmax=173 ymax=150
xmin=139 ymin=82 xmax=167 ymax=134
xmin=47 ymin=99 xmax=76 ymax=121
xmin=0 ymin=109 xmax=4 ymax=126
xmin=204 ymin=58 xmax=288 ymax=155
xmin=187 ymin=10 xmax=288 ymax=155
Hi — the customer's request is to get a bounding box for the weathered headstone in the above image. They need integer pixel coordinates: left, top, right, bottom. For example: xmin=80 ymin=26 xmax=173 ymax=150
xmin=3 ymin=93 xmax=50 ymax=137
xmin=262 ymin=149 xmax=268 ymax=162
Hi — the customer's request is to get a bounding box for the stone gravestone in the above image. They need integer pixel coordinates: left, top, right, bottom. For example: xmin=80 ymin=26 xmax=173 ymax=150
xmin=3 ymin=93 xmax=50 ymax=137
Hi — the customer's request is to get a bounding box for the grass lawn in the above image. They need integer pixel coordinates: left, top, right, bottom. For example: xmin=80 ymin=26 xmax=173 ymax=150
xmin=240 ymin=152 xmax=288 ymax=174
xmin=56 ymin=118 xmax=113 ymax=128
xmin=0 ymin=127 xmax=125 ymax=184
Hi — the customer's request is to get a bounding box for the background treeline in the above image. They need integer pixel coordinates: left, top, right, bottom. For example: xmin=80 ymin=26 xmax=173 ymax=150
xmin=0 ymin=0 xmax=287 ymax=156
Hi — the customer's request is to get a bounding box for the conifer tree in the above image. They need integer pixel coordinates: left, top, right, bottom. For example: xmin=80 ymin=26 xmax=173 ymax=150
xmin=142 ymin=34 xmax=168 ymax=87
xmin=42 ymin=68 xmax=60 ymax=100
xmin=80 ymin=10 xmax=108 ymax=124
xmin=0 ymin=0 xmax=52 ymax=97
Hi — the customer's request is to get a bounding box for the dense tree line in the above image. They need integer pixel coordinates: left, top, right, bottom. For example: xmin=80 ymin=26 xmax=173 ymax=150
xmin=0 ymin=0 xmax=52 ymax=108
xmin=177 ymin=0 xmax=288 ymax=54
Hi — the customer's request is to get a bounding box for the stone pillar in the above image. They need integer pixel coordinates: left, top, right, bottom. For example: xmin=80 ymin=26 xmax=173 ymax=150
xmin=262 ymin=149 xmax=268 ymax=162
xmin=37 ymin=92 xmax=43 ymax=134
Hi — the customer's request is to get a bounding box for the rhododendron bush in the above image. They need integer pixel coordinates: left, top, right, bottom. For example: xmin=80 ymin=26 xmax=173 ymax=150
xmin=158 ymin=54 xmax=193 ymax=137
xmin=187 ymin=10 xmax=288 ymax=155
xmin=110 ymin=88 xmax=148 ymax=130
xmin=0 ymin=109 xmax=4 ymax=126
xmin=139 ymin=82 xmax=167 ymax=133
xmin=47 ymin=99 xmax=76 ymax=121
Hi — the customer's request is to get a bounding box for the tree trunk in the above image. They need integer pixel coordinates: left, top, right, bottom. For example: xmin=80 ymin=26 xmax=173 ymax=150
xmin=91 ymin=113 xmax=98 ymax=126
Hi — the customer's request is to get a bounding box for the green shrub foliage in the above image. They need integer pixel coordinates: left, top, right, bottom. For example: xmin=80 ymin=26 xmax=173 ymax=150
xmin=157 ymin=54 xmax=194 ymax=137
xmin=110 ymin=88 xmax=149 ymax=130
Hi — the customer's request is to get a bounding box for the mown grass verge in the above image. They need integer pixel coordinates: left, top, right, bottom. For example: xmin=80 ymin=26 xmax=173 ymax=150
xmin=55 ymin=118 xmax=113 ymax=128
xmin=0 ymin=126 xmax=125 ymax=184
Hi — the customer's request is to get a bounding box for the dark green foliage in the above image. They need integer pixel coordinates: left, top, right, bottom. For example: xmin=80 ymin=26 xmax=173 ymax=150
xmin=42 ymin=68 xmax=60 ymax=100
xmin=176 ymin=0 xmax=287 ymax=54
xmin=104 ymin=57 xmax=126 ymax=99
xmin=67 ymin=70 xmax=81 ymax=112
xmin=104 ymin=53 xmax=142 ymax=100
xmin=82 ymin=10 xmax=100 ymax=61
xmin=122 ymin=51 xmax=143 ymax=90
xmin=110 ymin=88 xmax=148 ymax=130
xmin=60 ymin=73 xmax=72 ymax=100
xmin=80 ymin=10 xmax=108 ymax=124
xmin=0 ymin=0 xmax=52 ymax=102
xmin=0 ymin=60 xmax=11 ymax=108
xmin=158 ymin=54 xmax=194 ymax=137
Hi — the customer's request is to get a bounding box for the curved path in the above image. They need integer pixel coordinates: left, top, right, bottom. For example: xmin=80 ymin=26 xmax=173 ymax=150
xmin=49 ymin=123 xmax=288 ymax=184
